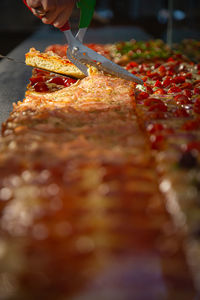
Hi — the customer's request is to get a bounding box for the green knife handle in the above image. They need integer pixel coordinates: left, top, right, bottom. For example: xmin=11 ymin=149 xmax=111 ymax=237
xmin=76 ymin=0 xmax=96 ymax=28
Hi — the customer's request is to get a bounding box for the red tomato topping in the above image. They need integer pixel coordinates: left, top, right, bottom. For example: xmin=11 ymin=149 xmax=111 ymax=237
xmin=150 ymin=134 xmax=165 ymax=150
xmin=174 ymin=94 xmax=190 ymax=105
xmin=146 ymin=71 xmax=161 ymax=80
xmin=136 ymin=91 xmax=149 ymax=100
xmin=148 ymin=103 xmax=167 ymax=112
xmin=194 ymin=97 xmax=200 ymax=105
xmin=131 ymin=70 xmax=137 ymax=75
xmin=186 ymin=141 xmax=200 ymax=152
xmin=174 ymin=108 xmax=189 ymax=118
xmin=154 ymin=88 xmax=166 ymax=95
xmin=194 ymin=87 xmax=200 ymax=95
xmin=194 ymin=80 xmax=200 ymax=87
xmin=193 ymin=97 xmax=200 ymax=114
xmin=163 ymin=77 xmax=171 ymax=88
xmin=154 ymin=80 xmax=162 ymax=88
xmin=183 ymin=89 xmax=192 ymax=98
xmin=34 ymin=68 xmax=50 ymax=76
xmin=64 ymin=78 xmax=77 ymax=87
xmin=172 ymin=76 xmax=185 ymax=84
xmin=166 ymin=70 xmax=174 ymax=76
xmin=158 ymin=65 xmax=166 ymax=75
xmin=30 ymin=76 xmax=45 ymax=85
xmin=185 ymin=73 xmax=192 ymax=79
xmin=147 ymin=123 xmax=164 ymax=133
xmin=154 ymin=63 xmax=161 ymax=69
xmin=182 ymin=119 xmax=200 ymax=131
xmin=126 ymin=61 xmax=138 ymax=70
xmin=168 ymin=86 xmax=182 ymax=94
xmin=33 ymin=82 xmax=49 ymax=92
xmin=144 ymin=98 xmax=163 ymax=106
xmin=144 ymin=83 xmax=153 ymax=94
xmin=167 ymin=57 xmax=175 ymax=62
xmin=146 ymin=85 xmax=153 ymax=94
xmin=48 ymin=76 xmax=65 ymax=85
xmin=180 ymin=82 xmax=193 ymax=90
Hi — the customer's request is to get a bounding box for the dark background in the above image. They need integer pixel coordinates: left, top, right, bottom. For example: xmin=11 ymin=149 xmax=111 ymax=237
xmin=0 ymin=0 xmax=200 ymax=56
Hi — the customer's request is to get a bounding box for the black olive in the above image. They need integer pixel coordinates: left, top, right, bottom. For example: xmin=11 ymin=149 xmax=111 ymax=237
xmin=178 ymin=151 xmax=198 ymax=169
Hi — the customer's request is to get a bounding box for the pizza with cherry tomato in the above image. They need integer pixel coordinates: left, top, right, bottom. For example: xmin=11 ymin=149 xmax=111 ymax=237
xmin=0 ymin=39 xmax=200 ymax=299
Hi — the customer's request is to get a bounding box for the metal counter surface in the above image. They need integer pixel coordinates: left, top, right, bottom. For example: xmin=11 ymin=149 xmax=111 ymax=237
xmin=0 ymin=25 xmax=151 ymax=126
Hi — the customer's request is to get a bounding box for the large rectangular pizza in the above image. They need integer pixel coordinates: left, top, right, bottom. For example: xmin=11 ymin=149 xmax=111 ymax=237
xmin=0 ymin=38 xmax=200 ymax=299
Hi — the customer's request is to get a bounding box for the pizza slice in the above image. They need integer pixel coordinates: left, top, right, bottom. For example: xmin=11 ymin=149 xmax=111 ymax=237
xmin=25 ymin=47 xmax=86 ymax=79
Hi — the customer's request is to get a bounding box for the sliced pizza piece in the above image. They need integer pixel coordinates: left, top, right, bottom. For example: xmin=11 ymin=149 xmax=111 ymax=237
xmin=25 ymin=47 xmax=86 ymax=79
xmin=23 ymin=73 xmax=134 ymax=112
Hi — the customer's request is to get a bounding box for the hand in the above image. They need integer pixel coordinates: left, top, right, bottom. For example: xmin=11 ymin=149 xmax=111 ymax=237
xmin=26 ymin=0 xmax=76 ymax=28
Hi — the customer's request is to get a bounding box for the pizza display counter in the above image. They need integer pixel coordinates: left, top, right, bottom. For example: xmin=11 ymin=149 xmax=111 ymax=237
xmin=0 ymin=24 xmax=200 ymax=299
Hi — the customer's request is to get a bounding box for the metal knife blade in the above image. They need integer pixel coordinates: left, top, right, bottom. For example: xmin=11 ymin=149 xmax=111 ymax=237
xmin=71 ymin=46 xmax=143 ymax=85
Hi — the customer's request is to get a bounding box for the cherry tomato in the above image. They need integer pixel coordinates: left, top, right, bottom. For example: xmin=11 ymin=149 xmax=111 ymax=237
xmin=172 ymin=75 xmax=185 ymax=84
xmin=194 ymin=87 xmax=200 ymax=95
xmin=186 ymin=141 xmax=200 ymax=152
xmin=167 ymin=57 xmax=175 ymax=62
xmin=185 ymin=73 xmax=192 ymax=79
xmin=34 ymin=68 xmax=50 ymax=76
xmin=48 ymin=76 xmax=65 ymax=85
xmin=183 ymin=89 xmax=192 ymax=98
xmin=64 ymin=78 xmax=77 ymax=87
xmin=193 ymin=97 xmax=200 ymax=114
xmin=147 ymin=123 xmax=164 ymax=133
xmin=174 ymin=94 xmax=190 ymax=105
xmin=154 ymin=88 xmax=166 ymax=95
xmin=150 ymin=134 xmax=165 ymax=150
xmin=174 ymin=108 xmax=189 ymax=118
xmin=126 ymin=61 xmax=138 ymax=70
xmin=33 ymin=82 xmax=49 ymax=92
xmin=168 ymin=86 xmax=182 ymax=94
xmin=163 ymin=77 xmax=171 ymax=88
xmin=154 ymin=80 xmax=162 ymax=88
xmin=30 ymin=76 xmax=45 ymax=85
xmin=144 ymin=83 xmax=153 ymax=94
xmin=166 ymin=70 xmax=174 ymax=76
xmin=182 ymin=119 xmax=200 ymax=131
xmin=194 ymin=80 xmax=200 ymax=87
xmin=158 ymin=65 xmax=166 ymax=75
xmin=136 ymin=91 xmax=149 ymax=100
xmin=148 ymin=103 xmax=167 ymax=112
xmin=180 ymin=82 xmax=193 ymax=90
xmin=146 ymin=72 xmax=161 ymax=80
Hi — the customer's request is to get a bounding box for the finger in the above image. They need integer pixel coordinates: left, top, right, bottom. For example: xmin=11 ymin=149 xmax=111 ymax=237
xmin=26 ymin=0 xmax=42 ymax=9
xmin=32 ymin=7 xmax=46 ymax=18
xmin=52 ymin=1 xmax=76 ymax=28
xmin=41 ymin=0 xmax=56 ymax=11
xmin=52 ymin=8 xmax=72 ymax=28
xmin=41 ymin=9 xmax=59 ymax=24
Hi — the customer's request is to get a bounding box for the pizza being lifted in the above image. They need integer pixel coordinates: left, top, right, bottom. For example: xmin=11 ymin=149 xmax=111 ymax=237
xmin=25 ymin=47 xmax=86 ymax=78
